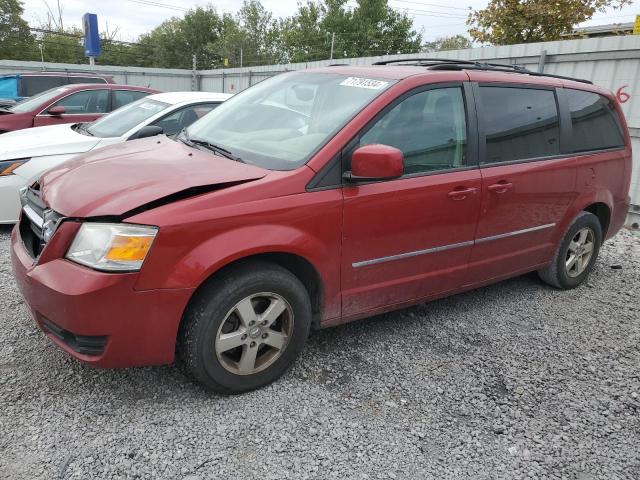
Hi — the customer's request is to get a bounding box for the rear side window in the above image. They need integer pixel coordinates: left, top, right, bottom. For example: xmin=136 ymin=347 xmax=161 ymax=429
xmin=479 ymin=86 xmax=560 ymax=163
xmin=21 ymin=76 xmax=64 ymax=97
xmin=112 ymin=90 xmax=151 ymax=109
xmin=566 ymin=89 xmax=625 ymax=152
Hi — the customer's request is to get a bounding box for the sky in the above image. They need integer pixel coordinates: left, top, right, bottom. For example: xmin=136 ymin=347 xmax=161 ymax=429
xmin=20 ymin=0 xmax=640 ymax=43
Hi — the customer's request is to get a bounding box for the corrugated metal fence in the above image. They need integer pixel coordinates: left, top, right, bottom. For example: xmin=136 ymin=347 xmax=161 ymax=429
xmin=1 ymin=35 xmax=639 ymax=223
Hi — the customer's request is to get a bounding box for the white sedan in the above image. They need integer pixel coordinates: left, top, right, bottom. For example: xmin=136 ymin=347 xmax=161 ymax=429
xmin=0 ymin=91 xmax=231 ymax=223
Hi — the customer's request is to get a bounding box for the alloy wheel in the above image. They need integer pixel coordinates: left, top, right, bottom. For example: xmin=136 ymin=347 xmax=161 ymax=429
xmin=214 ymin=292 xmax=294 ymax=375
xmin=565 ymin=227 xmax=595 ymax=278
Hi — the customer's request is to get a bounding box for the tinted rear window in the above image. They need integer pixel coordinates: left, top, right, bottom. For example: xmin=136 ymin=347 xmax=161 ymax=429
xmin=112 ymin=90 xmax=150 ymax=109
xmin=566 ymin=89 xmax=625 ymax=152
xmin=68 ymin=77 xmax=108 ymax=84
xmin=21 ymin=76 xmax=64 ymax=96
xmin=480 ymin=86 xmax=560 ymax=164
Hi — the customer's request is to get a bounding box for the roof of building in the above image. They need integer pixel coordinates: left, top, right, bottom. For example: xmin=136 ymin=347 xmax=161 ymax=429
xmin=563 ymin=22 xmax=634 ymax=37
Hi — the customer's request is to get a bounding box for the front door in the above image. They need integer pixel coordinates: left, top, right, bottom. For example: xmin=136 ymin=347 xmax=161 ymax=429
xmin=34 ymin=89 xmax=110 ymax=127
xmin=466 ymin=84 xmax=577 ymax=284
xmin=341 ymin=84 xmax=482 ymax=318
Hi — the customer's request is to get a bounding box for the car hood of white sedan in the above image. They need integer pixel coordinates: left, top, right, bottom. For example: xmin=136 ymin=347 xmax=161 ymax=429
xmin=0 ymin=123 xmax=102 ymax=161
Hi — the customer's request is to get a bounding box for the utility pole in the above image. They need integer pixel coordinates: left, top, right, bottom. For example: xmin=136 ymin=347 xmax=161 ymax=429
xmin=329 ymin=32 xmax=335 ymax=61
xmin=240 ymin=48 xmax=243 ymax=69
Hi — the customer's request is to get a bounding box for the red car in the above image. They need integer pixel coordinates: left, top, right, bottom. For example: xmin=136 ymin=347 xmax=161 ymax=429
xmin=0 ymin=83 xmax=158 ymax=133
xmin=11 ymin=61 xmax=632 ymax=394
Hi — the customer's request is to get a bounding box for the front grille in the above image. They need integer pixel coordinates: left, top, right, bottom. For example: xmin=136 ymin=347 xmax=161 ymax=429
xmin=41 ymin=318 xmax=107 ymax=356
xmin=19 ymin=184 xmax=62 ymax=259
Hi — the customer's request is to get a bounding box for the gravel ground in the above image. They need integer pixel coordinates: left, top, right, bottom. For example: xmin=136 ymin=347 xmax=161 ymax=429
xmin=1 ymin=225 xmax=639 ymax=480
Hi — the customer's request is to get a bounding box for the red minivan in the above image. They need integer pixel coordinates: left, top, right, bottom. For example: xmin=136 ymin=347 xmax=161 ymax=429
xmin=0 ymin=83 xmax=158 ymax=133
xmin=11 ymin=61 xmax=632 ymax=394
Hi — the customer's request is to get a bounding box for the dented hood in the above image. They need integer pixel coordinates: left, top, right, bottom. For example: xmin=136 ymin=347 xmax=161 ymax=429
xmin=40 ymin=136 xmax=268 ymax=218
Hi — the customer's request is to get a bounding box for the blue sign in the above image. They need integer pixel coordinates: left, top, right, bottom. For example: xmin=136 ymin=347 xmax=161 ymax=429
xmin=83 ymin=13 xmax=100 ymax=57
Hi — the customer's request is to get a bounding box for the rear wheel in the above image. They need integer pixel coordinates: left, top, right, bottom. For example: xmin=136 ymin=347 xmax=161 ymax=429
xmin=538 ymin=211 xmax=602 ymax=289
xmin=177 ymin=261 xmax=312 ymax=394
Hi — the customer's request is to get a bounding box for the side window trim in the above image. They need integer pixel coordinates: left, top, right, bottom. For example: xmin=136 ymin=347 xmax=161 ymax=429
xmin=475 ymin=82 xmax=564 ymax=167
xmin=555 ymin=87 xmax=573 ymax=155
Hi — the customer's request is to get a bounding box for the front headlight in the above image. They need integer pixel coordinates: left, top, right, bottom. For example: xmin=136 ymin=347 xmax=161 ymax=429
xmin=66 ymin=223 xmax=158 ymax=272
xmin=0 ymin=158 xmax=30 ymax=176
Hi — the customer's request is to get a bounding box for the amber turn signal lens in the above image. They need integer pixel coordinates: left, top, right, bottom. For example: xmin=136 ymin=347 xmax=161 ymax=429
xmin=0 ymin=161 xmax=26 ymax=176
xmin=105 ymin=235 xmax=154 ymax=261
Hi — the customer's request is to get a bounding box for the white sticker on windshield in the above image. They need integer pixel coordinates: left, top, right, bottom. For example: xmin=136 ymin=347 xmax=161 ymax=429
xmin=340 ymin=77 xmax=388 ymax=90
xmin=139 ymin=103 xmax=155 ymax=110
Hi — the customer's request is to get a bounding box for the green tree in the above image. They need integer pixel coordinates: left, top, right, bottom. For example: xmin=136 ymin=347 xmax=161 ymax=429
xmin=281 ymin=0 xmax=422 ymax=63
xmin=225 ymin=0 xmax=282 ymax=66
xmin=38 ymin=28 xmax=85 ymax=64
xmin=136 ymin=6 xmax=230 ymax=69
xmin=468 ymin=0 xmax=633 ymax=45
xmin=0 ymin=0 xmax=36 ymax=60
xmin=423 ymin=35 xmax=472 ymax=52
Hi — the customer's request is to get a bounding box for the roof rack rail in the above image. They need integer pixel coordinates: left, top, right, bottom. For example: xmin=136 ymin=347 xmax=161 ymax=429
xmin=370 ymin=58 xmax=593 ymax=85
xmin=428 ymin=62 xmax=593 ymax=84
xmin=372 ymin=58 xmax=477 ymax=66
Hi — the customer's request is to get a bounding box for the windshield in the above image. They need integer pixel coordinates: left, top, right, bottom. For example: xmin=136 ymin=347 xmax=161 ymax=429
xmin=9 ymin=86 xmax=72 ymax=113
xmin=86 ymin=98 xmax=168 ymax=138
xmin=186 ymin=72 xmax=395 ymax=170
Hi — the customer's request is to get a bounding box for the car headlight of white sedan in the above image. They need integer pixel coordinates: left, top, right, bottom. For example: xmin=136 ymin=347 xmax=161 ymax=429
xmin=0 ymin=158 xmax=30 ymax=176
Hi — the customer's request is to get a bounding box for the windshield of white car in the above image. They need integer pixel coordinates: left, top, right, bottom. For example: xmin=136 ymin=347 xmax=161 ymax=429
xmin=9 ymin=86 xmax=73 ymax=113
xmin=86 ymin=98 xmax=169 ymax=138
xmin=185 ymin=72 xmax=395 ymax=170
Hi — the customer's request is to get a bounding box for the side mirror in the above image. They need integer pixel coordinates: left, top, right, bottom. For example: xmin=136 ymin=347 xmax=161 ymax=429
xmin=130 ymin=125 xmax=163 ymax=140
xmin=344 ymin=144 xmax=404 ymax=183
xmin=48 ymin=106 xmax=65 ymax=115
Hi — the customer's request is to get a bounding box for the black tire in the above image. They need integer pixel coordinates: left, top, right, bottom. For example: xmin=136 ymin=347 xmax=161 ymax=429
xmin=177 ymin=261 xmax=311 ymax=394
xmin=538 ymin=211 xmax=602 ymax=289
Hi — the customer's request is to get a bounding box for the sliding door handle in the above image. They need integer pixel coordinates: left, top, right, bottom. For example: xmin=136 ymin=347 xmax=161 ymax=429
xmin=487 ymin=182 xmax=513 ymax=193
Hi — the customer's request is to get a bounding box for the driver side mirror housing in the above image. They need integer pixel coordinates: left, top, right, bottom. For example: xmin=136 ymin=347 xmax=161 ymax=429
xmin=129 ymin=125 xmax=163 ymax=140
xmin=48 ymin=106 xmax=65 ymax=115
xmin=343 ymin=144 xmax=404 ymax=183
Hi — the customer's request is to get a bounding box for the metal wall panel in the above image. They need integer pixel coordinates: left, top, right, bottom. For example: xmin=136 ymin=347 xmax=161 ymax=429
xmin=2 ymin=35 xmax=640 ymax=217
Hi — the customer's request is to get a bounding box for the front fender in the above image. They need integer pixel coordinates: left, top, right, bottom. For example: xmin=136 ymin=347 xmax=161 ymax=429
xmin=158 ymin=224 xmax=332 ymax=289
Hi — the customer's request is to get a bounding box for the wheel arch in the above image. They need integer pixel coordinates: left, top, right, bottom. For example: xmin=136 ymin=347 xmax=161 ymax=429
xmin=583 ymin=202 xmax=611 ymax=238
xmin=558 ymin=190 xmax=614 ymax=243
xmin=182 ymin=251 xmax=325 ymax=331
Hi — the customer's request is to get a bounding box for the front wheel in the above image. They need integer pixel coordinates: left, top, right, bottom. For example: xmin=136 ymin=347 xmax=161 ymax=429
xmin=538 ymin=211 xmax=602 ymax=289
xmin=177 ymin=261 xmax=312 ymax=394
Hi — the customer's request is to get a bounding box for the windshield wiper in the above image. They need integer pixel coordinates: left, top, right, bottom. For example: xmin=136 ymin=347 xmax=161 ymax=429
xmin=178 ymin=128 xmax=243 ymax=163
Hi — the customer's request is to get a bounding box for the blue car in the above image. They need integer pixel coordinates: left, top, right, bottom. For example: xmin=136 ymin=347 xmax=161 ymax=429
xmin=0 ymin=72 xmax=114 ymax=107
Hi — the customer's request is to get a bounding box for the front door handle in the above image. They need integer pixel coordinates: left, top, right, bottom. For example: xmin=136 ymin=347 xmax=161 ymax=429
xmin=487 ymin=182 xmax=513 ymax=194
xmin=448 ymin=187 xmax=478 ymax=201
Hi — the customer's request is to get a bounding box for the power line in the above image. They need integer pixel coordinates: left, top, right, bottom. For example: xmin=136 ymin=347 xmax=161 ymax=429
xmin=390 ymin=0 xmax=471 ymax=10
xmin=124 ymin=0 xmax=189 ymax=12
